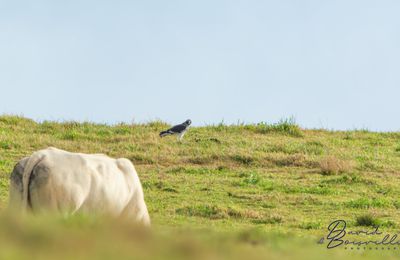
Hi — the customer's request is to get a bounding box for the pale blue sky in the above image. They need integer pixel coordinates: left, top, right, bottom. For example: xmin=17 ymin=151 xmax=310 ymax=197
xmin=1 ymin=1 xmax=399 ymax=131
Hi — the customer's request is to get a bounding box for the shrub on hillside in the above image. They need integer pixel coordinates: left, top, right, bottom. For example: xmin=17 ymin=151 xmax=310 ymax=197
xmin=355 ymin=214 xmax=380 ymax=227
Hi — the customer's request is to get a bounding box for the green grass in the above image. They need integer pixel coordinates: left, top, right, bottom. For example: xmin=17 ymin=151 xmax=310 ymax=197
xmin=1 ymin=115 xmax=400 ymax=259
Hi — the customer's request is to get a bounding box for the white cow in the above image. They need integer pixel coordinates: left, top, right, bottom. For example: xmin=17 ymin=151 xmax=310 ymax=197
xmin=9 ymin=147 xmax=150 ymax=226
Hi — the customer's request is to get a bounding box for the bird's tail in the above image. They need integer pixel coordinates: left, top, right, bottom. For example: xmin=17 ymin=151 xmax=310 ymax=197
xmin=159 ymin=130 xmax=173 ymax=137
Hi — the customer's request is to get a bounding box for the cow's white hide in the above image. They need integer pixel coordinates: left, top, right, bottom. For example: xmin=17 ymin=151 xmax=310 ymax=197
xmin=9 ymin=147 xmax=150 ymax=226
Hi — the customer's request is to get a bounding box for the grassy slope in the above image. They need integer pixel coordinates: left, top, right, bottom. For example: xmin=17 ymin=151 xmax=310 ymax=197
xmin=1 ymin=115 xmax=400 ymax=259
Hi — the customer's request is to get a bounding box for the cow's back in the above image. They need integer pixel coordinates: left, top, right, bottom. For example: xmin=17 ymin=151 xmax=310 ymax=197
xmin=9 ymin=147 xmax=150 ymax=225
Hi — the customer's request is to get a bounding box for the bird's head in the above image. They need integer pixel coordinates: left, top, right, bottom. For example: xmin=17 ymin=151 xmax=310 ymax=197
xmin=184 ymin=119 xmax=192 ymax=125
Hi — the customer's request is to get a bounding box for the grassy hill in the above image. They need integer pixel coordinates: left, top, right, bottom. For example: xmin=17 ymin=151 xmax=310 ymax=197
xmin=1 ymin=115 xmax=400 ymax=259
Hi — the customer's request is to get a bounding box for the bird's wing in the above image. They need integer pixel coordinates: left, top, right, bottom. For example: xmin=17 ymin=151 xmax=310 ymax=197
xmin=168 ymin=124 xmax=187 ymax=133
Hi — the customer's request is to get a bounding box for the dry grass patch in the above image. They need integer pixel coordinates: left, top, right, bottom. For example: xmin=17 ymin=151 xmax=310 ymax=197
xmin=319 ymin=156 xmax=353 ymax=175
xmin=175 ymin=204 xmax=266 ymax=221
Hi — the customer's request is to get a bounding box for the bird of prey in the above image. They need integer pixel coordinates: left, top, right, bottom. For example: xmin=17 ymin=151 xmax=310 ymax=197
xmin=159 ymin=119 xmax=192 ymax=141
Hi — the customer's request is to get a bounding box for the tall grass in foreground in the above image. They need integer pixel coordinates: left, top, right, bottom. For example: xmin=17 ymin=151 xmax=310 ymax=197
xmin=0 ymin=213 xmax=396 ymax=260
